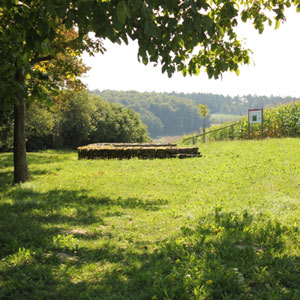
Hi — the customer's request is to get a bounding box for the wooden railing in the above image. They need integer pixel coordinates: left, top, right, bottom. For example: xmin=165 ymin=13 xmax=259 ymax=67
xmin=183 ymin=122 xmax=240 ymax=144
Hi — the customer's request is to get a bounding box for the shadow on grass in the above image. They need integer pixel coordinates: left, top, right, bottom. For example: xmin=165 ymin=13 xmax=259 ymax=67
xmin=70 ymin=210 xmax=300 ymax=300
xmin=1 ymin=189 xmax=300 ymax=300
xmin=0 ymin=151 xmax=74 ymax=170
xmin=0 ymin=170 xmax=13 ymax=189
xmin=0 ymin=186 xmax=168 ymax=257
xmin=0 ymin=169 xmax=61 ymax=194
xmin=0 ymin=152 xmax=70 ymax=190
xmin=0 ymin=153 xmax=13 ymax=169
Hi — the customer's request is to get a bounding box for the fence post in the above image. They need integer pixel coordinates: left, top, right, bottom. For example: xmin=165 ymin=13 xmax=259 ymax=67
xmin=261 ymin=108 xmax=264 ymax=139
xmin=248 ymin=110 xmax=250 ymax=140
xmin=182 ymin=122 xmax=240 ymax=144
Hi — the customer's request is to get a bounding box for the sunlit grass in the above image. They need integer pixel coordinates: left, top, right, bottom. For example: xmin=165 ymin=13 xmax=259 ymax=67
xmin=0 ymin=139 xmax=300 ymax=299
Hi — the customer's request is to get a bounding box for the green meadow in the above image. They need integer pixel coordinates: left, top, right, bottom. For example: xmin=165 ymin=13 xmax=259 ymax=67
xmin=1 ymin=138 xmax=300 ymax=299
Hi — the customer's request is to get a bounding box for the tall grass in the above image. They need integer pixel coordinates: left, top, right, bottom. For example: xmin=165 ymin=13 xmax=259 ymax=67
xmin=0 ymin=139 xmax=300 ymax=299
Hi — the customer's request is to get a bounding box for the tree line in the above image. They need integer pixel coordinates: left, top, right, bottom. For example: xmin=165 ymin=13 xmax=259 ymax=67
xmin=172 ymin=93 xmax=298 ymax=115
xmin=91 ymin=90 xmax=208 ymax=138
xmin=91 ymin=90 xmax=297 ymax=138
xmin=0 ymin=91 xmax=150 ymax=152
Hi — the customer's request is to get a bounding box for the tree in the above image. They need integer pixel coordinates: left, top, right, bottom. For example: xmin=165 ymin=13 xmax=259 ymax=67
xmin=88 ymin=93 xmax=151 ymax=143
xmin=56 ymin=92 xmax=95 ymax=149
xmin=1 ymin=90 xmax=151 ymax=150
xmin=1 ymin=0 xmax=298 ymax=182
xmin=25 ymin=103 xmax=54 ymax=151
xmin=0 ymin=4 xmax=98 ymax=182
xmin=198 ymin=104 xmax=210 ymax=142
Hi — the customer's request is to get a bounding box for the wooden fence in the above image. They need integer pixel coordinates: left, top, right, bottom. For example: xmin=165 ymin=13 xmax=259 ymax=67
xmin=183 ymin=122 xmax=240 ymax=144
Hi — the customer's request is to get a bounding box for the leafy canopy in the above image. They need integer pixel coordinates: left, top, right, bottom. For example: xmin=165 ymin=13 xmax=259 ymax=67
xmin=0 ymin=1 xmax=102 ymax=107
xmin=1 ymin=0 xmax=299 ymax=105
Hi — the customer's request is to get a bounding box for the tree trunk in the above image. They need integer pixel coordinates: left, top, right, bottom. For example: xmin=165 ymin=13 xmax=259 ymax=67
xmin=13 ymin=71 xmax=29 ymax=183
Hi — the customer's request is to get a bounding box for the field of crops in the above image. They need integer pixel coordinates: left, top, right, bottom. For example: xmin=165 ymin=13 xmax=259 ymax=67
xmin=184 ymin=102 xmax=300 ymax=144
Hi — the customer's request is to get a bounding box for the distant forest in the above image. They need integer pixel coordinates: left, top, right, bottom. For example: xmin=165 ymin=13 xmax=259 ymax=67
xmin=90 ymin=90 xmax=298 ymax=138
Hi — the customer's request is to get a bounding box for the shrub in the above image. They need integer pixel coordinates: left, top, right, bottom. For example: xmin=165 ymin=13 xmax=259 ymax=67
xmin=0 ymin=108 xmax=13 ymax=152
xmin=89 ymin=96 xmax=151 ymax=144
xmin=0 ymin=90 xmax=151 ymax=151
xmin=57 ymin=92 xmax=95 ymax=149
xmin=25 ymin=103 xmax=55 ymax=151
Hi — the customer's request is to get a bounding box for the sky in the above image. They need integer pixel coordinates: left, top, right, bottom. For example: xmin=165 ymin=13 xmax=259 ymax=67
xmin=82 ymin=8 xmax=300 ymax=98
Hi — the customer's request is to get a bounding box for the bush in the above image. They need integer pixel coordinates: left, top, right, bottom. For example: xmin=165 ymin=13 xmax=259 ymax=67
xmin=57 ymin=92 xmax=95 ymax=149
xmin=25 ymin=103 xmax=55 ymax=151
xmin=90 ymin=96 xmax=151 ymax=144
xmin=0 ymin=108 xmax=13 ymax=152
xmin=0 ymin=90 xmax=151 ymax=151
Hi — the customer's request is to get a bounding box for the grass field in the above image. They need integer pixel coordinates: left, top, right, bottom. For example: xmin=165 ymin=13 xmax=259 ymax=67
xmin=1 ymin=139 xmax=300 ymax=299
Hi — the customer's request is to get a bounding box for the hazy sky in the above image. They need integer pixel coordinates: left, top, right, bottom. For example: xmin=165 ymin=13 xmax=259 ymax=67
xmin=82 ymin=9 xmax=300 ymax=97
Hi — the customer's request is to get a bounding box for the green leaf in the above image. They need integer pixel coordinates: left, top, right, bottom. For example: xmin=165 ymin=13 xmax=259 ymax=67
xmin=144 ymin=20 xmax=151 ymax=35
xmin=275 ymin=19 xmax=280 ymax=30
xmin=104 ymin=25 xmax=115 ymax=40
xmin=142 ymin=56 xmax=148 ymax=65
xmin=194 ymin=15 xmax=202 ymax=33
xmin=41 ymin=42 xmax=49 ymax=54
xmin=56 ymin=7 xmax=66 ymax=18
xmin=116 ymin=1 xmax=127 ymax=25
xmin=121 ymin=34 xmax=129 ymax=45
xmin=216 ymin=24 xmax=224 ymax=37
xmin=49 ymin=28 xmax=56 ymax=41
xmin=148 ymin=43 xmax=156 ymax=56
xmin=56 ymin=4 xmax=68 ymax=19
xmin=182 ymin=67 xmax=187 ymax=77
xmin=241 ymin=11 xmax=248 ymax=22
xmin=211 ymin=43 xmax=217 ymax=52
xmin=162 ymin=64 xmax=167 ymax=74
xmin=21 ymin=52 xmax=30 ymax=64
xmin=38 ymin=21 xmax=49 ymax=37
xmin=45 ymin=0 xmax=56 ymax=16
xmin=207 ymin=66 xmax=213 ymax=78
xmin=203 ymin=15 xmax=215 ymax=37
xmin=144 ymin=19 xmax=160 ymax=39
xmin=131 ymin=0 xmax=142 ymax=12
xmin=124 ymin=2 xmax=132 ymax=18
xmin=194 ymin=66 xmax=200 ymax=76
xmin=66 ymin=10 xmax=75 ymax=29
